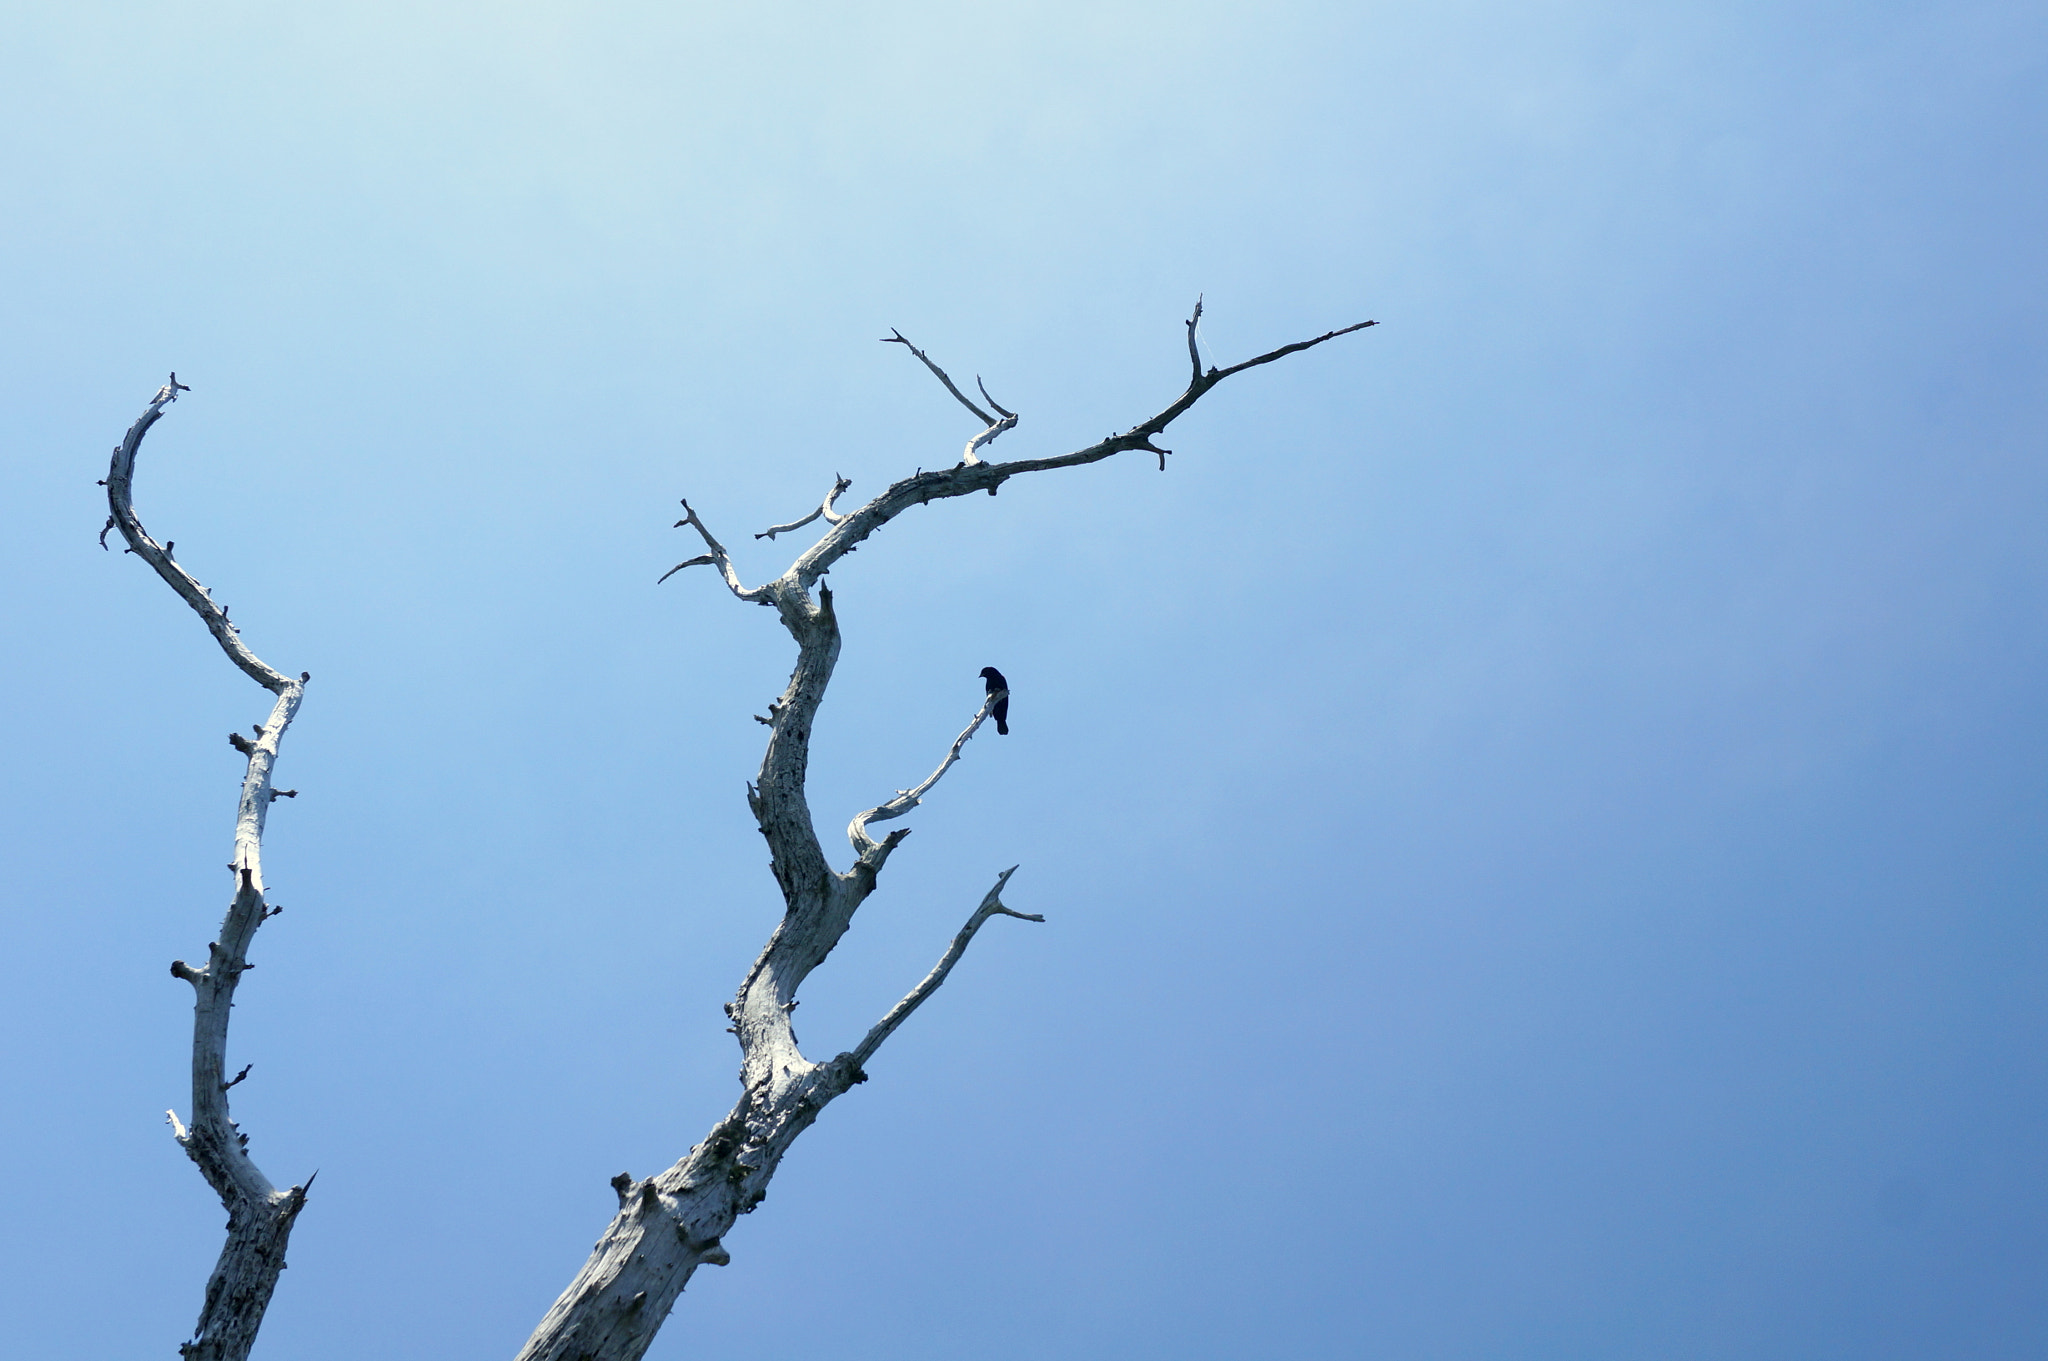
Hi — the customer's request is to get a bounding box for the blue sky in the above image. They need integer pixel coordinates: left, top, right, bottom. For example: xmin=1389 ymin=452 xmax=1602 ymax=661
xmin=3 ymin=2 xmax=2045 ymax=1357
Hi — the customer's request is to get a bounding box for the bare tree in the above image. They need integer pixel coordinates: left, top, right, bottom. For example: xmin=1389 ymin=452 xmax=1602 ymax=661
xmin=516 ymin=304 xmax=1375 ymax=1360
xmin=104 ymin=305 xmax=1373 ymax=1361
xmin=102 ymin=375 xmax=313 ymax=1361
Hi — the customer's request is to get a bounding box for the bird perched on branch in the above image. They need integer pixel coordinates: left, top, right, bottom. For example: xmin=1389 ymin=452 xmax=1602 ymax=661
xmin=979 ymin=666 xmax=1010 ymax=735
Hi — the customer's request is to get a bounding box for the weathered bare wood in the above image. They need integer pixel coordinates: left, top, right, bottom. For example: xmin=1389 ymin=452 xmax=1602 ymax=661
xmin=517 ymin=306 xmax=1375 ymax=1360
xmin=848 ymin=867 xmax=1042 ymax=1071
xmin=881 ymin=329 xmax=1019 ymax=465
xmin=848 ymin=689 xmax=1003 ymax=864
xmin=104 ymin=379 xmax=314 ymax=1361
xmin=755 ymin=474 xmax=852 ymax=540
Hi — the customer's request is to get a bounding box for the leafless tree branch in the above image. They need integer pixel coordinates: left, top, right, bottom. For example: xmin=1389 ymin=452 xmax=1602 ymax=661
xmin=757 ymin=475 xmax=854 ymax=540
xmin=976 ymin=375 xmax=1016 ymax=421
xmin=517 ymin=305 xmax=1374 ymax=1361
xmin=849 ymin=867 xmax=1041 ymax=1071
xmin=847 ymin=690 xmax=1003 ymax=869
xmin=663 ymin=499 xmax=773 ymax=598
xmin=1212 ymin=317 xmax=1381 ymax=380
xmin=103 ymin=380 xmax=293 ymax=693
xmin=882 ymin=329 xmax=1020 ymax=465
xmin=105 ymin=378 xmax=313 ymax=1361
xmin=882 ymin=328 xmax=997 ymax=424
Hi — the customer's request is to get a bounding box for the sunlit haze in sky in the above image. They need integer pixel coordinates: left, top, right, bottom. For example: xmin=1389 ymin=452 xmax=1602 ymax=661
xmin=3 ymin=2 xmax=2045 ymax=1357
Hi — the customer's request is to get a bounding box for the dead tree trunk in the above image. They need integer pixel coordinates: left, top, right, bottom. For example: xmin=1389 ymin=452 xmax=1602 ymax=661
xmin=515 ymin=305 xmax=1376 ymax=1361
xmin=101 ymin=378 xmax=315 ymax=1361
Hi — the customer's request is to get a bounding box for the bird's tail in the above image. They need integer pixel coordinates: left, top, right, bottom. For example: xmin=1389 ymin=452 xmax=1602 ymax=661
xmin=997 ymin=719 xmax=1009 ymax=735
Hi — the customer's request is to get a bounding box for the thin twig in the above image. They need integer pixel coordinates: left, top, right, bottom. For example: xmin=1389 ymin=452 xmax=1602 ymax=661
xmin=103 ymin=379 xmax=292 ymax=693
xmin=847 ymin=867 xmax=1042 ymax=1071
xmin=1212 ymin=318 xmax=1379 ymax=380
xmin=882 ymin=329 xmax=997 ymax=424
xmin=665 ymin=500 xmax=772 ymax=599
xmin=882 ymin=330 xmax=1020 ymax=465
xmin=848 ymin=690 xmax=1003 ymax=864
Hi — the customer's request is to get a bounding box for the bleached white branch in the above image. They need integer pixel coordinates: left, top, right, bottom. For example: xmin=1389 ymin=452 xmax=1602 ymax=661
xmin=757 ymin=474 xmax=854 ymax=540
xmin=769 ymin=307 xmax=1377 ymax=590
xmin=104 ymin=379 xmax=313 ymax=1361
xmin=847 ymin=867 xmax=1042 ymax=1071
xmin=662 ymin=498 xmax=773 ymax=600
xmin=1209 ymin=316 xmax=1381 ymax=381
xmin=882 ymin=328 xmax=998 ymax=424
xmin=102 ymin=379 xmax=293 ymax=694
xmin=882 ymin=329 xmax=1020 ymax=465
xmin=962 ymin=409 xmax=1020 ymax=466
xmin=521 ymin=305 xmax=1375 ymax=1361
xmin=848 ymin=690 xmax=1002 ymax=865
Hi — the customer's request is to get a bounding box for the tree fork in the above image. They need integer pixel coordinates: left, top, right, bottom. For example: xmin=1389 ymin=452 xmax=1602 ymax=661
xmin=521 ymin=305 xmax=1374 ymax=1360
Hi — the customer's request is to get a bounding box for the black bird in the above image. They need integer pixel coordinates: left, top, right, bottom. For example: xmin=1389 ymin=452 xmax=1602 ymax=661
xmin=979 ymin=666 xmax=1010 ymax=735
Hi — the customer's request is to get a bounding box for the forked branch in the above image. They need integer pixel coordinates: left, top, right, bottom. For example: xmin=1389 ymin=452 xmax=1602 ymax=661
xmin=524 ymin=305 xmax=1373 ymax=1361
xmin=663 ymin=499 xmax=772 ymax=599
xmin=883 ymin=329 xmax=1020 ymax=465
xmin=848 ymin=690 xmax=1004 ymax=866
xmin=105 ymin=378 xmax=313 ymax=1361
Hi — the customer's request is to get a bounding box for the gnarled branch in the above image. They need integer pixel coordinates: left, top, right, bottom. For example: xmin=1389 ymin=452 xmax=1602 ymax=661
xmin=517 ymin=305 xmax=1374 ymax=1361
xmin=105 ymin=379 xmax=313 ymax=1361
xmin=103 ymin=380 xmax=292 ymax=693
